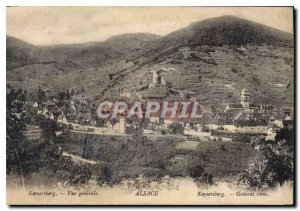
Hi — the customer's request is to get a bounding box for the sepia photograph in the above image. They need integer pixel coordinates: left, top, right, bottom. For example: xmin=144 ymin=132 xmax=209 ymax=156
xmin=6 ymin=6 xmax=295 ymax=205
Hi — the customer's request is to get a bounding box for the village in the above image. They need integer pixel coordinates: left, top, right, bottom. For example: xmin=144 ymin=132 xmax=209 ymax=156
xmin=13 ymin=67 xmax=294 ymax=149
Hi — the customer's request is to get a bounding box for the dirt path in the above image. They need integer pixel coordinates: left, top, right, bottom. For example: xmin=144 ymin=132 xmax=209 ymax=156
xmin=62 ymin=152 xmax=98 ymax=165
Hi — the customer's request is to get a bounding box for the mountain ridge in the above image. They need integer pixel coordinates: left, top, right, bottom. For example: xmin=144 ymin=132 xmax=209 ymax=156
xmin=7 ymin=33 xmax=160 ymax=69
xmin=6 ymin=16 xmax=294 ymax=106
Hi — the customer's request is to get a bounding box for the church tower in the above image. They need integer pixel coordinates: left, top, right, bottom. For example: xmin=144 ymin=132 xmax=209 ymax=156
xmin=241 ymin=88 xmax=250 ymax=109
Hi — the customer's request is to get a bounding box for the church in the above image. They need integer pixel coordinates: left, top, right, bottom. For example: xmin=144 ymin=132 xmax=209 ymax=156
xmin=224 ymin=89 xmax=251 ymax=112
xmin=224 ymin=89 xmax=274 ymax=113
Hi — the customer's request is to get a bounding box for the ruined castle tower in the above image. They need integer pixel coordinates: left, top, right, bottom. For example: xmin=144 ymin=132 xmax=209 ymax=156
xmin=149 ymin=69 xmax=166 ymax=88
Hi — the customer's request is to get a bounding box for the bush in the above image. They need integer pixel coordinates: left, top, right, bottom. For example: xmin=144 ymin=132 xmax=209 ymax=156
xmin=188 ymin=164 xmax=204 ymax=178
xmin=238 ymin=143 xmax=293 ymax=189
xmin=95 ymin=164 xmax=113 ymax=185
xmin=220 ymin=144 xmax=226 ymax=151
xmin=188 ymin=164 xmax=213 ymax=185
xmin=68 ymin=164 xmax=92 ymax=185
xmin=202 ymin=125 xmax=210 ymax=132
xmin=168 ymin=122 xmax=184 ymax=135
xmin=68 ymin=124 xmax=74 ymax=130
xmin=232 ymin=133 xmax=251 ymax=143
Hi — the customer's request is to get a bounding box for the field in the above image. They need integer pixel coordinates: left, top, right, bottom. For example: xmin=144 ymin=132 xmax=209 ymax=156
xmin=188 ymin=141 xmax=261 ymax=181
xmin=60 ymin=132 xmax=261 ymax=183
xmin=175 ymin=141 xmax=199 ymax=150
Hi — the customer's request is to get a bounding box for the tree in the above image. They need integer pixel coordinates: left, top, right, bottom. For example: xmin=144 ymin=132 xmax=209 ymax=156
xmin=188 ymin=163 xmax=213 ymax=186
xmin=39 ymin=118 xmax=58 ymax=143
xmin=6 ymin=90 xmax=95 ymax=188
xmin=238 ymin=142 xmax=293 ymax=189
xmin=189 ymin=164 xmax=204 ymax=178
xmin=232 ymin=133 xmax=251 ymax=143
xmin=58 ymin=91 xmax=66 ymax=101
xmin=131 ymin=120 xmax=147 ymax=147
xmin=36 ymin=87 xmax=46 ymax=105
xmin=95 ymin=164 xmax=112 ymax=185
xmin=168 ymin=122 xmax=184 ymax=135
xmin=275 ymin=126 xmax=295 ymax=149
xmin=6 ymin=112 xmax=27 ymax=189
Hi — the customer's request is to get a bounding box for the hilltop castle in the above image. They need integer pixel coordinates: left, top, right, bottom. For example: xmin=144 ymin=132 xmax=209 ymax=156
xmin=149 ymin=69 xmax=166 ymax=88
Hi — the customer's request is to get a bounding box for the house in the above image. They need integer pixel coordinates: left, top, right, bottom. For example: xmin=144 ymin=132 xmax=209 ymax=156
xmin=57 ymin=114 xmax=67 ymax=123
xmin=267 ymin=122 xmax=281 ymax=132
xmin=112 ymin=117 xmax=126 ymax=134
xmin=273 ymin=120 xmax=284 ymax=128
xmin=149 ymin=116 xmax=160 ymax=124
xmin=212 ymin=126 xmax=271 ymax=137
xmin=45 ymin=111 xmax=55 ymax=120
xmin=225 ymin=103 xmax=244 ymax=112
xmin=44 ymin=101 xmax=60 ymax=113
xmin=120 ymin=91 xmax=132 ymax=98
xmin=164 ymin=119 xmax=176 ymax=126
xmin=75 ymin=112 xmax=92 ymax=124
xmin=33 ymin=102 xmax=38 ymax=108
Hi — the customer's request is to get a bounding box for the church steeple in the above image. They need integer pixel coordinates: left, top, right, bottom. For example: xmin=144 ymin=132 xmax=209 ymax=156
xmin=241 ymin=88 xmax=250 ymax=109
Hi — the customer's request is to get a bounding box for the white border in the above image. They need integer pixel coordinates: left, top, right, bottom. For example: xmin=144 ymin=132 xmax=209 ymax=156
xmin=1 ymin=1 xmax=298 ymax=210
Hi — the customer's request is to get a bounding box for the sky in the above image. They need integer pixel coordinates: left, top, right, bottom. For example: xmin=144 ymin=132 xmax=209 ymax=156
xmin=7 ymin=7 xmax=294 ymax=45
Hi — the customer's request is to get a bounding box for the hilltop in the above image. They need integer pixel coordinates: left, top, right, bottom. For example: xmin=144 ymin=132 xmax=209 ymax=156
xmin=129 ymin=15 xmax=293 ymax=65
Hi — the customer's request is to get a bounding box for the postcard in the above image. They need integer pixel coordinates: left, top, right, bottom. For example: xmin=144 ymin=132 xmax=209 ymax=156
xmin=6 ymin=6 xmax=294 ymax=205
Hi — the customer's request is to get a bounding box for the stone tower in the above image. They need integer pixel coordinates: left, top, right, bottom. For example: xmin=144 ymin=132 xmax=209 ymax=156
xmin=149 ymin=69 xmax=166 ymax=88
xmin=241 ymin=88 xmax=250 ymax=109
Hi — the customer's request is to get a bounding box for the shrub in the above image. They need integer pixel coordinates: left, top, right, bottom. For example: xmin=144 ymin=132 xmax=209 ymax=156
xmin=202 ymin=125 xmax=210 ymax=132
xmin=68 ymin=164 xmax=92 ymax=185
xmin=168 ymin=122 xmax=184 ymax=135
xmin=220 ymin=144 xmax=226 ymax=151
xmin=188 ymin=164 xmax=204 ymax=178
xmin=188 ymin=164 xmax=213 ymax=186
xmin=68 ymin=124 xmax=74 ymax=130
xmin=232 ymin=133 xmax=251 ymax=143
xmin=95 ymin=164 xmax=113 ymax=185
xmin=238 ymin=143 xmax=293 ymax=189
